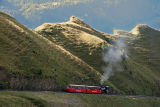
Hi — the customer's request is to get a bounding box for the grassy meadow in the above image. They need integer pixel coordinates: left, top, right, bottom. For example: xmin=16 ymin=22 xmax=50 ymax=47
xmin=0 ymin=91 xmax=160 ymax=107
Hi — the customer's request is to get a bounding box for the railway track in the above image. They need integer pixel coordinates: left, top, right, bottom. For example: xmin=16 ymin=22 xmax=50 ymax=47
xmin=1 ymin=90 xmax=159 ymax=98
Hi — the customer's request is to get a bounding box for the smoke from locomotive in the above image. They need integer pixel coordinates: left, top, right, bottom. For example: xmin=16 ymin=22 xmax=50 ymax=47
xmin=101 ymin=38 xmax=127 ymax=85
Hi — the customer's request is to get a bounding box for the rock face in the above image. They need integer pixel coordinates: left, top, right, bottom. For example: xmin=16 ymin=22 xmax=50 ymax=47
xmin=69 ymin=16 xmax=83 ymax=23
xmin=69 ymin=16 xmax=91 ymax=28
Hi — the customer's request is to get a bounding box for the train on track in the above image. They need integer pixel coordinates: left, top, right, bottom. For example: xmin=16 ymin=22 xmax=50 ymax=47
xmin=66 ymin=84 xmax=110 ymax=94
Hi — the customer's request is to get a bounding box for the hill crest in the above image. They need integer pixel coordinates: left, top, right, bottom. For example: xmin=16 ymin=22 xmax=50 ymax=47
xmin=130 ymin=24 xmax=159 ymax=35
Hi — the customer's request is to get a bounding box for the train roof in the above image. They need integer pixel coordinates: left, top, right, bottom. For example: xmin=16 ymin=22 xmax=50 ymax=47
xmin=87 ymin=86 xmax=100 ymax=87
xmin=68 ymin=84 xmax=100 ymax=87
xmin=68 ymin=84 xmax=86 ymax=86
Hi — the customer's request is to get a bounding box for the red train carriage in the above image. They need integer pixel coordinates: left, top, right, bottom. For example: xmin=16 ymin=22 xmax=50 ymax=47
xmin=66 ymin=85 xmax=86 ymax=93
xmin=66 ymin=84 xmax=102 ymax=94
xmin=86 ymin=86 xmax=102 ymax=94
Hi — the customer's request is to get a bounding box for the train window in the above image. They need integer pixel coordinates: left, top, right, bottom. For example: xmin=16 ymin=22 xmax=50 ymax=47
xmin=71 ymin=86 xmax=79 ymax=89
xmin=66 ymin=86 xmax=70 ymax=88
xmin=87 ymin=86 xmax=100 ymax=90
xmin=77 ymin=86 xmax=84 ymax=89
xmin=72 ymin=86 xmax=76 ymax=89
xmin=81 ymin=86 xmax=85 ymax=89
xmin=87 ymin=87 xmax=93 ymax=90
xmin=70 ymin=86 xmax=73 ymax=88
xmin=69 ymin=85 xmax=86 ymax=89
xmin=77 ymin=86 xmax=80 ymax=89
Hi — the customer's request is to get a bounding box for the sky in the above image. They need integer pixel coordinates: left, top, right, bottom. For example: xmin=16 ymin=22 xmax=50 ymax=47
xmin=0 ymin=0 xmax=160 ymax=33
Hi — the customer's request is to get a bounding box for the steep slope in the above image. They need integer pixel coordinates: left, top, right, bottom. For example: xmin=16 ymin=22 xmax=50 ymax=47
xmin=108 ymin=25 xmax=160 ymax=96
xmin=35 ymin=16 xmax=112 ymax=73
xmin=0 ymin=12 xmax=101 ymax=90
xmin=129 ymin=24 xmax=160 ymax=72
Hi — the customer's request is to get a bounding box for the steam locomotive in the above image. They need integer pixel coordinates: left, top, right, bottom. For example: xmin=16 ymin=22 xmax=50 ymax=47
xmin=66 ymin=84 xmax=110 ymax=94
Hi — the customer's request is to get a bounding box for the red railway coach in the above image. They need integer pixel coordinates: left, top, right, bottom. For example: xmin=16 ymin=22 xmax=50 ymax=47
xmin=86 ymin=86 xmax=102 ymax=94
xmin=66 ymin=84 xmax=102 ymax=94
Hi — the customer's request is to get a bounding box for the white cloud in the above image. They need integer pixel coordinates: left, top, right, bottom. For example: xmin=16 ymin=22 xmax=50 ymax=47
xmin=6 ymin=0 xmax=93 ymax=19
xmin=0 ymin=5 xmax=17 ymax=16
xmin=104 ymin=0 xmax=127 ymax=6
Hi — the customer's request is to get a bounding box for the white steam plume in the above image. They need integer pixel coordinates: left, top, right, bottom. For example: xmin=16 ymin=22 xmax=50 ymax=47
xmin=100 ymin=38 xmax=127 ymax=85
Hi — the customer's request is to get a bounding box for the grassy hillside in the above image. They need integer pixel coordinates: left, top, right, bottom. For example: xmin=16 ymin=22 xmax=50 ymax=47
xmin=36 ymin=18 xmax=160 ymax=96
xmin=0 ymin=11 xmax=102 ymax=90
xmin=129 ymin=24 xmax=160 ymax=72
xmin=108 ymin=26 xmax=160 ymax=96
xmin=0 ymin=91 xmax=160 ymax=107
xmin=35 ymin=16 xmax=112 ymax=73
xmin=0 ymin=11 xmax=160 ymax=96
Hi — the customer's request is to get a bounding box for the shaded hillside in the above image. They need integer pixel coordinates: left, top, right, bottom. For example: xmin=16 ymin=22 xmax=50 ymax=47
xmin=129 ymin=24 xmax=160 ymax=72
xmin=35 ymin=16 xmax=112 ymax=73
xmin=0 ymin=12 xmax=102 ymax=90
xmin=109 ymin=26 xmax=160 ymax=96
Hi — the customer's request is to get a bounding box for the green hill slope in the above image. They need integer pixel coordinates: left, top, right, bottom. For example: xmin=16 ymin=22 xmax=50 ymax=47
xmin=1 ymin=12 xmax=160 ymax=96
xmin=36 ymin=18 xmax=160 ymax=96
xmin=129 ymin=24 xmax=160 ymax=72
xmin=35 ymin=16 xmax=112 ymax=73
xmin=0 ymin=12 xmax=102 ymax=90
xmin=109 ymin=25 xmax=160 ymax=96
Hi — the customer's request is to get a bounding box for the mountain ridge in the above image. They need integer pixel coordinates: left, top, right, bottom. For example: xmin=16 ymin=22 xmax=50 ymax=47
xmin=35 ymin=16 xmax=112 ymax=73
xmin=130 ymin=24 xmax=160 ymax=35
